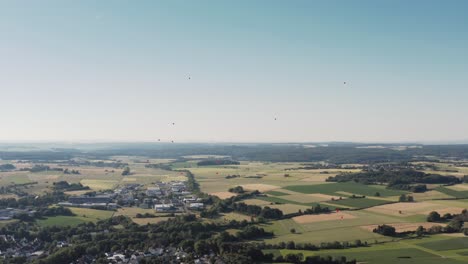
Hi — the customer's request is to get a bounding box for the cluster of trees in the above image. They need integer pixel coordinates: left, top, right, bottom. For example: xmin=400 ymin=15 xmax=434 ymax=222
xmin=279 ymin=205 xmax=333 ymax=220
xmin=285 ymin=164 xmax=340 ymax=170
xmin=0 ymin=163 xmax=15 ymax=171
xmin=228 ymin=186 xmax=245 ymax=193
xmin=388 ymin=183 xmax=427 ymax=192
xmin=373 ymin=225 xmax=396 ymax=236
xmin=231 ymin=203 xmax=283 ymax=219
xmin=425 ymin=209 xmax=468 ymax=234
xmin=53 ymin=181 xmax=90 ymax=191
xmin=0 ymin=203 xmax=357 ymax=264
xmin=63 ymin=168 xmax=80 ymax=174
xmin=225 ymin=174 xmax=240 ymax=179
xmin=121 ymin=167 xmax=131 ymax=176
xmin=20 ymin=165 xmax=49 ymax=172
xmin=222 ymin=226 xmax=273 ymax=241
xmin=197 ymin=159 xmax=240 ymax=166
xmin=327 ymin=169 xmax=460 ymax=191
xmin=27 ymin=165 xmax=66 ymax=173
xmin=373 ymin=224 xmax=428 ymax=238
xmin=302 ymin=205 xmax=331 ymax=215
xmin=427 ymin=211 xmax=453 ymax=222
xmin=180 ymin=170 xmax=200 ymax=193
xmin=399 ymin=194 xmax=414 ymax=202
xmin=14 ymin=206 xmax=75 ymax=222
xmin=0 ymin=182 xmax=37 ymax=197
xmin=135 ymin=213 xmax=157 ymax=218
xmin=263 ymin=239 xmax=367 ymax=251
xmin=65 ymin=160 xmax=128 ymax=168
xmin=36 ymin=206 xmax=74 ymax=217
xmin=144 ymin=163 xmax=173 ymax=171
xmin=273 ymin=254 xmax=355 ymax=264
xmin=0 ymin=191 xmax=66 ymax=209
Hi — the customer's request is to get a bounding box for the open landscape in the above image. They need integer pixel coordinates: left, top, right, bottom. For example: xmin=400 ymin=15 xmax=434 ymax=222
xmin=2 ymin=1 xmax=468 ymax=263
xmin=2 ymin=143 xmax=468 ymax=263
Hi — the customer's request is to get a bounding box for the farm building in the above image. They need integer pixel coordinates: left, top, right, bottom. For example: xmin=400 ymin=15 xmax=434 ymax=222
xmin=154 ymin=204 xmax=174 ymax=212
xmin=189 ymin=203 xmax=204 ymax=210
xmin=146 ymin=187 xmax=162 ymax=197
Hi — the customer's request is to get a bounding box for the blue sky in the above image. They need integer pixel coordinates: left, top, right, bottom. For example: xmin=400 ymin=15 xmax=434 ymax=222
xmin=1 ymin=1 xmax=467 ymax=143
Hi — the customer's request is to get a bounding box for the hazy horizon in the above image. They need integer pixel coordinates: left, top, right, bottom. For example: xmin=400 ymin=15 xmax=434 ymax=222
xmin=1 ymin=1 xmax=467 ymax=143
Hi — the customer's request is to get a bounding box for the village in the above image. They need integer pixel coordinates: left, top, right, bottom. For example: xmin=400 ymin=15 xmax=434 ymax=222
xmin=0 ymin=233 xmax=215 ymax=264
xmin=57 ymin=180 xmax=204 ymax=213
xmin=0 ymin=179 xmax=206 ymax=262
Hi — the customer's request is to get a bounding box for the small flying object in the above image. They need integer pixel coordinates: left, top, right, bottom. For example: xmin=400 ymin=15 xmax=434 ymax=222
xmin=171 ymin=140 xmax=174 ymax=143
xmin=157 ymin=139 xmax=160 ymax=142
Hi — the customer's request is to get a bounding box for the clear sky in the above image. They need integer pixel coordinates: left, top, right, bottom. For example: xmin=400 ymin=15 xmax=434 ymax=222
xmin=1 ymin=1 xmax=467 ymax=143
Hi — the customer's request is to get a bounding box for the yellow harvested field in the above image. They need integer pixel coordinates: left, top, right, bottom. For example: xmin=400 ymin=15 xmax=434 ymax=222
xmin=243 ymin=199 xmax=270 ymax=206
xmin=447 ymin=184 xmax=468 ymax=191
xmin=269 ymin=204 xmax=310 ymax=214
xmin=0 ymin=194 xmax=18 ymax=199
xmin=293 ymin=212 xmax=356 ymax=224
xmin=241 ymin=184 xmax=280 ymax=192
xmin=335 ymin=191 xmax=354 ymax=196
xmin=365 ymin=202 xmax=441 ymax=217
xmin=80 ymin=179 xmax=118 ymax=190
xmin=299 ymin=175 xmax=331 ymax=182
xmin=442 ymin=232 xmax=467 ymax=237
xmin=241 ymin=199 xmax=309 ymax=213
xmin=210 ymin=192 xmax=237 ymax=199
xmin=361 ymin=222 xmax=445 ymax=232
xmin=33 ymin=174 xmax=60 ymax=180
xmin=220 ymin=212 xmax=252 ymax=222
xmin=411 ymin=190 xmax=453 ymax=201
xmin=279 ymin=193 xmax=340 ymax=203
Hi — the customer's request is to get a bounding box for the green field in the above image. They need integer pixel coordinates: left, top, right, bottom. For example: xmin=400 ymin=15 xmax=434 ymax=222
xmin=284 ymin=182 xmax=406 ymax=197
xmin=37 ymin=215 xmax=91 ymax=227
xmin=435 ymin=187 xmax=468 ymax=199
xmin=266 ymin=235 xmax=468 ymax=264
xmin=266 ymin=190 xmax=289 ymax=196
xmin=37 ymin=207 xmax=114 ymax=227
xmin=418 ymin=237 xmax=468 ymax=251
xmin=326 ymin=198 xmax=391 ymax=209
xmin=257 ymin=196 xmax=322 ymax=207
xmin=269 ymin=247 xmax=466 ymax=264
